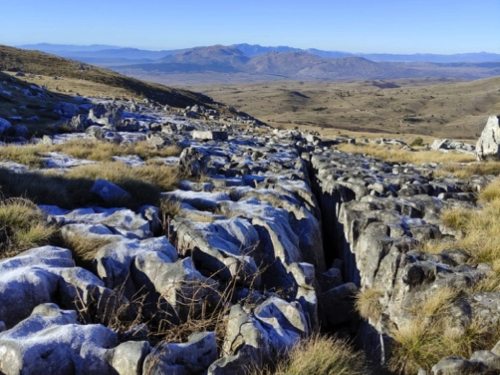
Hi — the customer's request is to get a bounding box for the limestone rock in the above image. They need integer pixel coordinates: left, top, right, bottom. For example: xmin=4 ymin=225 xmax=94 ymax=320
xmin=144 ymin=332 xmax=217 ymax=375
xmin=192 ymin=130 xmax=228 ymax=141
xmin=0 ymin=246 xmax=113 ymax=329
xmin=430 ymin=356 xmax=487 ymax=375
xmin=90 ymin=178 xmax=132 ymax=204
xmin=70 ymin=114 xmax=89 ymax=131
xmin=0 ymin=303 xmax=148 ymax=375
xmin=0 ymin=118 xmax=12 ymax=135
xmin=88 ymin=103 xmax=124 ymax=128
xmin=54 ymin=102 xmax=79 ymax=118
xmin=476 ymin=116 xmax=500 ymax=161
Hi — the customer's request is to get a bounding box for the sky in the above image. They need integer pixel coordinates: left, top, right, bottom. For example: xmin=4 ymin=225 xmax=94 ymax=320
xmin=1 ymin=0 xmax=499 ymax=54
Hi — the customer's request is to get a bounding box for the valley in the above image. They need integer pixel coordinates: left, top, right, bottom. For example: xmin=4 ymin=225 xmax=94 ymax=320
xmin=190 ymin=76 xmax=500 ymax=139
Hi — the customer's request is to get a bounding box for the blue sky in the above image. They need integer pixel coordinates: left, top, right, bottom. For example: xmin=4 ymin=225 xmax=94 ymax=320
xmin=2 ymin=0 xmax=499 ymax=54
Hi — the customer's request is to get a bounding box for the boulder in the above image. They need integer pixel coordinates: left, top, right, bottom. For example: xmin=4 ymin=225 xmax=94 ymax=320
xmin=54 ymin=102 xmax=79 ymax=118
xmin=41 ymin=205 xmax=153 ymax=240
xmin=0 ymin=246 xmax=113 ymax=329
xmin=476 ymin=116 xmax=500 ymax=161
xmin=88 ymin=103 xmax=124 ymax=128
xmin=179 ymin=147 xmax=211 ymax=177
xmin=209 ymin=304 xmax=271 ymax=375
xmin=431 ymin=139 xmax=451 ymax=150
xmin=173 ymin=217 xmax=261 ymax=285
xmin=95 ymin=238 xmax=217 ymax=323
xmin=90 ymin=179 xmax=132 ymax=204
xmin=143 ymin=332 xmax=217 ymax=375
xmin=253 ymin=297 xmax=309 ymax=354
xmin=134 ymin=256 xmax=219 ymax=323
xmin=430 ymin=356 xmax=487 ymax=375
xmin=192 ymin=131 xmax=228 ymax=141
xmin=95 ymin=236 xmax=178 ymax=293
xmin=0 ymin=118 xmax=12 ymax=135
xmin=70 ymin=114 xmax=89 ymax=131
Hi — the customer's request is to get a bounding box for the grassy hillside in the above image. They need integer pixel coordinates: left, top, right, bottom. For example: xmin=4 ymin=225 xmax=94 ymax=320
xmin=0 ymin=45 xmax=223 ymax=110
xmin=192 ymin=76 xmax=500 ymax=139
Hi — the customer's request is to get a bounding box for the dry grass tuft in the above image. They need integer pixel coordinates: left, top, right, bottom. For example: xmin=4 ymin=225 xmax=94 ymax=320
xmin=389 ymin=319 xmax=443 ymax=374
xmin=50 ymin=139 xmax=181 ymax=162
xmin=469 ymin=274 xmax=500 ymax=293
xmin=355 ymin=288 xmax=384 ymax=321
xmin=0 ymin=144 xmax=48 ymax=168
xmin=479 ymin=179 xmax=500 ymax=203
xmin=436 ymin=162 xmax=500 ymax=179
xmin=58 ymin=233 xmax=112 ymax=269
xmin=0 ymin=162 xmax=180 ymax=210
xmin=390 ymin=313 xmax=500 ymax=374
xmin=0 ymin=139 xmax=181 ymax=169
xmin=252 ymin=334 xmax=369 ymax=375
xmin=421 ymin=179 xmax=500 ymax=265
xmin=159 ymin=198 xmax=181 ymax=221
xmin=0 ymin=198 xmax=56 ymax=258
xmin=64 ymin=162 xmax=180 ymax=193
xmin=410 ymin=287 xmax=461 ymax=319
xmin=440 ymin=208 xmax=473 ymax=232
xmin=390 ymin=281 xmax=500 ymax=374
xmin=336 ymin=143 xmax=475 ymax=165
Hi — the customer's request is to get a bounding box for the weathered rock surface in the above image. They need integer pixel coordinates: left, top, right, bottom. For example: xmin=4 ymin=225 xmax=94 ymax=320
xmin=0 ymin=303 xmax=150 ymax=375
xmin=476 ymin=115 xmax=500 ymax=161
xmin=1 ymin=93 xmax=497 ymax=374
xmin=0 ymin=246 xmax=113 ymax=329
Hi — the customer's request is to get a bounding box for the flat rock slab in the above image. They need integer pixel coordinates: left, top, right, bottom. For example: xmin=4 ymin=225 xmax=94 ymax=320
xmin=192 ymin=131 xmax=228 ymax=141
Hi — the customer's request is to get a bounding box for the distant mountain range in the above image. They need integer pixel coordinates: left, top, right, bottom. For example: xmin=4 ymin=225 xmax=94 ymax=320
xmin=19 ymin=42 xmax=500 ymax=63
xmin=16 ymin=43 xmax=500 ymax=83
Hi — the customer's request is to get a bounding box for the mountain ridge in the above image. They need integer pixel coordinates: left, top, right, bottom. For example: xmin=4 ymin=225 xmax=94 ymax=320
xmin=19 ymin=42 xmax=500 ymax=63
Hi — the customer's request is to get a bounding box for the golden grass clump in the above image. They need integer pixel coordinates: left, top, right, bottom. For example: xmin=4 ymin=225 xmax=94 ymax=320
xmin=355 ymin=288 xmax=384 ymax=321
xmin=336 ymin=143 xmax=475 ymax=165
xmin=440 ymin=208 xmax=473 ymax=232
xmin=409 ymin=287 xmax=461 ymax=319
xmin=389 ymin=319 xmax=443 ymax=374
xmin=479 ymin=179 xmax=500 ymax=203
xmin=436 ymin=161 xmax=500 ymax=179
xmin=0 ymin=162 xmax=180 ymax=210
xmin=64 ymin=162 xmax=180 ymax=193
xmin=51 ymin=139 xmax=181 ymax=162
xmin=265 ymin=334 xmax=369 ymax=375
xmin=421 ymin=178 xmax=500 ymax=265
xmin=0 ymin=198 xmax=56 ymax=258
xmin=58 ymin=233 xmax=112 ymax=269
xmin=390 ymin=303 xmax=500 ymax=374
xmin=0 ymin=143 xmax=48 ymax=168
xmin=0 ymin=140 xmax=181 ymax=170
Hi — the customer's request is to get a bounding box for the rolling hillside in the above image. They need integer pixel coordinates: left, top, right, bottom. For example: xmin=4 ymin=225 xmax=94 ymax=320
xmin=0 ymin=45 xmax=225 ymax=110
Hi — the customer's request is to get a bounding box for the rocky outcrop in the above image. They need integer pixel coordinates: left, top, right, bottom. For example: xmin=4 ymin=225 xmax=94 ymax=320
xmin=308 ymin=146 xmax=497 ymax=368
xmin=2 ymin=93 xmax=499 ymax=374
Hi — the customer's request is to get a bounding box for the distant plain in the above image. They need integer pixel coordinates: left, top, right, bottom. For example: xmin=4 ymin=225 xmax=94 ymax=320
xmin=186 ymin=76 xmax=500 ymax=140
